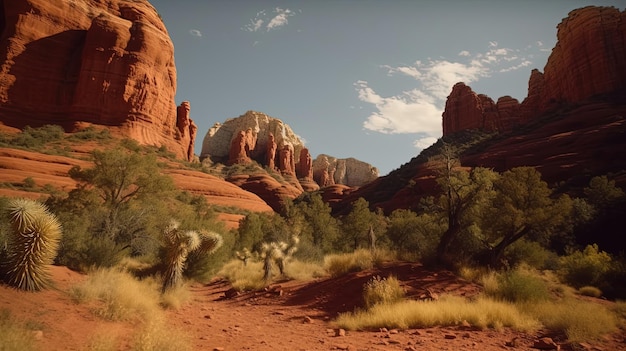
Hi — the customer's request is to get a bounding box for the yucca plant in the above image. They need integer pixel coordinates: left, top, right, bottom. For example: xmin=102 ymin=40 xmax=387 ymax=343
xmin=161 ymin=220 xmax=222 ymax=292
xmin=236 ymin=248 xmax=252 ymax=266
xmin=2 ymin=198 xmax=62 ymax=291
xmin=261 ymin=236 xmax=299 ymax=281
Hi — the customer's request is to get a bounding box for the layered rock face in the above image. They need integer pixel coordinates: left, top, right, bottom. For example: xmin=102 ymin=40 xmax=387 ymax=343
xmin=0 ymin=0 xmax=196 ymax=161
xmin=201 ymin=110 xmax=305 ymax=172
xmin=312 ymin=154 xmax=379 ymax=188
xmin=443 ymin=6 xmax=626 ymax=136
xmin=541 ymin=6 xmax=626 ymax=109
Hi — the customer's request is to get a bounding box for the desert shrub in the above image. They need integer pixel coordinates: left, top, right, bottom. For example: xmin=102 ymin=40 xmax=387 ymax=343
xmin=483 ymin=267 xmax=551 ymax=303
xmin=159 ymin=284 xmax=191 ymax=310
xmin=363 ymin=275 xmax=405 ymax=308
xmin=578 ymin=286 xmax=602 ymax=298
xmin=282 ymin=259 xmax=326 ymax=281
xmin=558 ymin=244 xmax=614 ymax=288
xmin=11 ymin=125 xmax=64 ymax=149
xmin=218 ymin=259 xmax=266 ymax=291
xmin=69 ymin=268 xmax=161 ymax=322
xmin=524 ymin=298 xmax=618 ymax=343
xmin=324 ymin=249 xmax=376 ymax=277
xmin=335 ymin=295 xmax=540 ymax=332
xmin=0 ymin=309 xmax=37 ymax=351
xmin=612 ymin=300 xmax=626 ymax=320
xmin=66 ymin=125 xmax=112 ymax=141
xmin=502 ymin=239 xmax=559 ymax=270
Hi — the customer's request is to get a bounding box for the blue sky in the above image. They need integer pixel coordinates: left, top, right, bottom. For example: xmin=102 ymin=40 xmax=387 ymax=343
xmin=150 ymin=0 xmax=623 ymax=176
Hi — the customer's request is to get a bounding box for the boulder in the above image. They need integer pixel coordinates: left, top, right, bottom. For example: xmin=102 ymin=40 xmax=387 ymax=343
xmin=0 ymin=0 xmax=196 ymax=161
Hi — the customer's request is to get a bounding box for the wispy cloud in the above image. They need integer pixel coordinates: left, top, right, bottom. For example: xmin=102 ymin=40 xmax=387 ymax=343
xmin=189 ymin=29 xmax=202 ymax=37
xmin=356 ymin=41 xmax=543 ymax=150
xmin=243 ymin=8 xmax=296 ymax=32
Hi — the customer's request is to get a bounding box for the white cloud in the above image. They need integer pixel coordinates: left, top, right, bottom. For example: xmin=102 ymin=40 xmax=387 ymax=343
xmin=267 ymin=8 xmax=293 ymax=30
xmin=242 ymin=8 xmax=296 ymax=32
xmin=189 ymin=29 xmax=202 ymax=37
xmin=355 ymin=81 xmax=441 ymax=135
xmin=356 ymin=41 xmax=543 ymax=151
xmin=413 ymin=136 xmax=438 ymax=149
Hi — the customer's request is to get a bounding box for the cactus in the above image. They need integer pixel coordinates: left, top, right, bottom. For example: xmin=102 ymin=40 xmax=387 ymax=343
xmin=261 ymin=236 xmax=299 ymax=281
xmin=236 ymin=248 xmax=252 ymax=266
xmin=2 ymin=198 xmax=62 ymax=291
xmin=161 ymin=220 xmax=222 ymax=292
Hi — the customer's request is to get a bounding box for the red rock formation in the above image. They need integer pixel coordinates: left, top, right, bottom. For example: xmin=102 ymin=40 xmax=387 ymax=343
xmin=442 ymin=83 xmax=484 ymax=135
xmin=228 ymin=128 xmax=256 ymax=165
xmin=227 ymin=173 xmax=302 ymax=212
xmin=541 ymin=6 xmax=626 ymax=110
xmin=266 ymin=133 xmax=278 ymax=171
xmin=0 ymin=0 xmax=195 ymax=161
xmin=443 ymin=7 xmax=626 ymax=137
xmin=297 ymin=147 xmax=313 ymax=179
xmin=278 ymin=144 xmax=295 ymax=175
xmin=520 ymin=69 xmax=545 ymax=124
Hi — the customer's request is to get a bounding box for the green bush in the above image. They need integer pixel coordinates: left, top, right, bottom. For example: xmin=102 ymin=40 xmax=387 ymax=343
xmin=502 ymin=240 xmax=559 ymax=270
xmin=363 ymin=275 xmax=405 ymax=308
xmin=11 ymin=125 xmax=64 ymax=149
xmin=485 ymin=267 xmax=551 ymax=303
xmin=558 ymin=244 xmax=614 ymax=289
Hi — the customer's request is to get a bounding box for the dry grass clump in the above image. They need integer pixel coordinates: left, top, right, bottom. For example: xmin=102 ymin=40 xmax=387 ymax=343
xmin=218 ymin=259 xmax=267 ymax=291
xmin=131 ymin=319 xmax=192 ymax=351
xmin=283 ymin=259 xmax=327 ymax=281
xmin=363 ymin=275 xmax=405 ymax=308
xmin=160 ymin=283 xmax=192 ymax=310
xmin=69 ymin=268 xmax=161 ymax=322
xmin=0 ymin=309 xmax=37 ymax=351
xmin=324 ymin=249 xmax=380 ymax=277
xmin=523 ymin=298 xmax=619 ymax=343
xmin=335 ymin=295 xmax=540 ymax=332
xmin=578 ymin=285 xmax=602 ymax=298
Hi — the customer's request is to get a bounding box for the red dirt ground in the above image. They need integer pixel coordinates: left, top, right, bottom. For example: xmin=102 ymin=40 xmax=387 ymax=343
xmin=1 ymin=264 xmax=625 ymax=351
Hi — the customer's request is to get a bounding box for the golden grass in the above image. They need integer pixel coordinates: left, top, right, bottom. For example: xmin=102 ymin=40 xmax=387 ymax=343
xmin=69 ymin=268 xmax=162 ymax=322
xmin=335 ymin=295 xmax=540 ymax=332
xmin=324 ymin=249 xmax=376 ymax=277
xmin=363 ymin=275 xmax=405 ymax=308
xmin=85 ymin=332 xmax=118 ymax=351
xmin=283 ymin=259 xmax=327 ymax=281
xmin=218 ymin=259 xmax=267 ymax=291
xmin=0 ymin=309 xmax=37 ymax=351
xmin=522 ymin=298 xmax=619 ymax=342
xmin=131 ymin=319 xmax=192 ymax=351
xmin=578 ymin=286 xmax=602 ymax=298
xmin=160 ymin=284 xmax=192 ymax=310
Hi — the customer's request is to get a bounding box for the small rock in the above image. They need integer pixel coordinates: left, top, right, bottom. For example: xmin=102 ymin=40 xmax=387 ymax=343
xmin=334 ymin=344 xmax=350 ymax=350
xmin=389 ymin=329 xmax=399 ymax=334
xmin=204 ymin=315 xmax=212 ymax=319
xmin=32 ymin=330 xmax=43 ymax=341
xmin=533 ymin=337 xmax=560 ymax=350
xmin=444 ymin=334 xmax=457 ymax=340
xmin=405 ymin=347 xmax=418 ymax=351
xmin=213 ymin=348 xmax=224 ymax=351
xmin=335 ymin=328 xmax=346 ymax=337
xmin=379 ymin=327 xmax=389 ymax=333
xmin=303 ymin=316 xmax=313 ymax=323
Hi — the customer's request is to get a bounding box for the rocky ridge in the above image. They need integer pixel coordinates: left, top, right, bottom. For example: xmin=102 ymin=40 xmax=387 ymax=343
xmin=442 ymin=6 xmax=626 ymax=136
xmin=0 ymin=0 xmax=196 ymax=161
xmin=201 ymin=110 xmax=379 ymax=191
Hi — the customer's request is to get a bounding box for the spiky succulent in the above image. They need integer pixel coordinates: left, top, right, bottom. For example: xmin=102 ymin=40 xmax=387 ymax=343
xmin=261 ymin=235 xmax=300 ymax=281
xmin=161 ymin=220 xmax=222 ymax=292
xmin=3 ymin=198 xmax=62 ymax=291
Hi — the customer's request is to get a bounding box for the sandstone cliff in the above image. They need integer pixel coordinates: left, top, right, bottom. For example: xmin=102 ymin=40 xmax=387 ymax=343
xmin=443 ymin=6 xmax=626 ymax=136
xmin=0 ymin=0 xmax=196 ymax=161
xmin=312 ymin=154 xmax=379 ymax=188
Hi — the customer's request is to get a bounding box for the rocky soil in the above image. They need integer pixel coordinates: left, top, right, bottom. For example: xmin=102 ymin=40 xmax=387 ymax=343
xmin=1 ymin=264 xmax=625 ymax=351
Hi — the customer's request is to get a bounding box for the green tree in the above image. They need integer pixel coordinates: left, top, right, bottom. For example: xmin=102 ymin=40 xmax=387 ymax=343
xmin=584 ymin=175 xmax=625 ymax=210
xmin=479 ymin=167 xmax=574 ymax=267
xmin=386 ymin=209 xmax=443 ymax=260
xmin=283 ymin=193 xmax=340 ymax=255
xmin=432 ymin=144 xmax=497 ymax=264
xmin=339 ymin=197 xmax=385 ymax=251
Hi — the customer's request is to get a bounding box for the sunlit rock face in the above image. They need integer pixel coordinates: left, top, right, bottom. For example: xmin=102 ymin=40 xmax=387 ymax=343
xmin=312 ymin=154 xmax=379 ymax=188
xmin=0 ymin=0 xmax=196 ymax=161
xmin=443 ymin=6 xmax=626 ymax=137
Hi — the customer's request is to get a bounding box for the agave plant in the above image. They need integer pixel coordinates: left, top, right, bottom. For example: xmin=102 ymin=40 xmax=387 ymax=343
xmin=161 ymin=220 xmax=222 ymax=292
xmin=3 ymin=198 xmax=62 ymax=291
